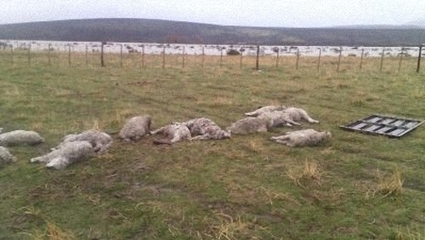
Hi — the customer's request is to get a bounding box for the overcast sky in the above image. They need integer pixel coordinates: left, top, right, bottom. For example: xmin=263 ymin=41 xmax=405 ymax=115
xmin=1 ymin=0 xmax=425 ymax=27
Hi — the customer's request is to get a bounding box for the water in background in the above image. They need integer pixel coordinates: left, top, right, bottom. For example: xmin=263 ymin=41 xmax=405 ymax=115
xmin=0 ymin=40 xmax=421 ymax=57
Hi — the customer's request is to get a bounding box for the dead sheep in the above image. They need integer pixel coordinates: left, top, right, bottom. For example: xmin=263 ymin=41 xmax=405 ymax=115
xmin=244 ymin=105 xmax=286 ymax=117
xmin=283 ymin=107 xmax=319 ymax=124
xmin=270 ymin=129 xmax=331 ymax=147
xmin=244 ymin=106 xmax=319 ymax=124
xmin=183 ymin=117 xmax=231 ymax=140
xmin=0 ymin=129 xmax=44 ymax=146
xmin=0 ymin=146 xmax=17 ymax=165
xmin=258 ymin=111 xmax=301 ymax=128
xmin=119 ymin=115 xmax=152 ymax=142
xmin=226 ymin=116 xmax=273 ymax=134
xmin=55 ymin=129 xmax=113 ymax=154
xmin=31 ymin=141 xmax=95 ymax=170
xmin=150 ymin=122 xmax=191 ymax=145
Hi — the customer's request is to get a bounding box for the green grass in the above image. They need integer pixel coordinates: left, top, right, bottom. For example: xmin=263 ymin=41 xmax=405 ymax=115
xmin=0 ymin=51 xmax=425 ymax=239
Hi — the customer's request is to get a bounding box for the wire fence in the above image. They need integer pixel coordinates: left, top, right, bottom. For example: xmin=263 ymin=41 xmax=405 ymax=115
xmin=0 ymin=41 xmax=424 ymax=72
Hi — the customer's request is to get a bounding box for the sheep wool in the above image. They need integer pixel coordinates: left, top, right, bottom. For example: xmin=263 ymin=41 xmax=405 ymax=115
xmin=226 ymin=117 xmax=272 ymax=134
xmin=56 ymin=129 xmax=113 ymax=154
xmin=0 ymin=146 xmax=17 ymax=165
xmin=151 ymin=122 xmax=191 ymax=144
xmin=119 ymin=115 xmax=152 ymax=142
xmin=0 ymin=130 xmax=44 ymax=146
xmin=31 ymin=141 xmax=95 ymax=170
xmin=271 ymin=129 xmax=331 ymax=147
xmin=183 ymin=117 xmax=231 ymax=140
xmin=244 ymin=105 xmax=286 ymax=117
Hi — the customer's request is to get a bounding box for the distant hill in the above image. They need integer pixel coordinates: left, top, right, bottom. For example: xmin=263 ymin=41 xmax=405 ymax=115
xmin=404 ymin=19 xmax=425 ymax=28
xmin=0 ymin=18 xmax=424 ymax=46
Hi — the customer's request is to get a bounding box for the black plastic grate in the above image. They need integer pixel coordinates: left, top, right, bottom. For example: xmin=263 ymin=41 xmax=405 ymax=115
xmin=340 ymin=114 xmax=423 ymax=138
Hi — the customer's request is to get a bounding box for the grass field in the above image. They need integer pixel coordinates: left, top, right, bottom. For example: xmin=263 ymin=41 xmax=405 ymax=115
xmin=0 ymin=51 xmax=425 ymax=240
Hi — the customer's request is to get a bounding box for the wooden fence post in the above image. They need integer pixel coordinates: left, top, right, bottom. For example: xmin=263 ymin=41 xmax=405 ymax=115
xmin=141 ymin=45 xmax=145 ymax=68
xmin=337 ymin=47 xmax=342 ymax=72
xmin=202 ymin=47 xmax=205 ymax=69
xmin=256 ymin=45 xmax=260 ymax=70
xmin=68 ymin=44 xmax=71 ymax=67
xmin=162 ymin=46 xmax=165 ymax=69
xmin=28 ymin=43 xmax=31 ymax=66
xmin=48 ymin=43 xmax=51 ymax=66
xmin=220 ymin=47 xmax=224 ymax=68
xmin=317 ymin=48 xmax=322 ymax=71
xmin=120 ymin=44 xmax=123 ymax=68
xmin=379 ymin=48 xmax=385 ymax=72
xmin=85 ymin=44 xmax=88 ymax=66
xmin=359 ymin=49 xmax=364 ymax=71
xmin=295 ymin=49 xmax=299 ymax=70
xmin=101 ymin=41 xmax=105 ymax=67
xmin=275 ymin=48 xmax=279 ymax=68
xmin=240 ymin=49 xmax=243 ymax=69
xmin=417 ymin=44 xmax=423 ymax=73
xmin=10 ymin=45 xmax=13 ymax=65
xmin=182 ymin=46 xmax=185 ymax=68
xmin=398 ymin=48 xmax=404 ymax=72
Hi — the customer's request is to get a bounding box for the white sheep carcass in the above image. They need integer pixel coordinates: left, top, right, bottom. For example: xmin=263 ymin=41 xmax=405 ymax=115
xmin=183 ymin=117 xmax=231 ymax=140
xmin=31 ymin=141 xmax=95 ymax=170
xmin=283 ymin=107 xmax=319 ymax=124
xmin=119 ymin=115 xmax=152 ymax=142
xmin=0 ymin=146 xmax=17 ymax=165
xmin=271 ymin=129 xmax=331 ymax=147
xmin=55 ymin=129 xmax=112 ymax=154
xmin=244 ymin=105 xmax=286 ymax=117
xmin=257 ymin=111 xmax=301 ymax=128
xmin=226 ymin=116 xmax=273 ymax=134
xmin=0 ymin=130 xmax=44 ymax=146
xmin=150 ymin=122 xmax=191 ymax=145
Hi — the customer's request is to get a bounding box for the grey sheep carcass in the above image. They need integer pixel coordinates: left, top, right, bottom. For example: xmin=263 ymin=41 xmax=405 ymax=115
xmin=31 ymin=141 xmax=95 ymax=170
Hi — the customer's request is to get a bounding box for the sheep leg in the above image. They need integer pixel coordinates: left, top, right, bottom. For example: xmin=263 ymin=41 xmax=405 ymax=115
xmin=150 ymin=126 xmax=166 ymax=135
xmin=306 ymin=117 xmax=319 ymax=123
xmin=301 ymin=112 xmax=319 ymax=123
xmin=271 ymin=135 xmax=290 ymax=141
xmin=46 ymin=156 xmax=69 ymax=170
xmin=258 ymin=125 xmax=268 ymax=133
xmin=286 ymin=119 xmax=301 ymax=126
xmin=274 ymin=139 xmax=290 ymax=145
xmin=190 ymin=134 xmax=211 ymax=141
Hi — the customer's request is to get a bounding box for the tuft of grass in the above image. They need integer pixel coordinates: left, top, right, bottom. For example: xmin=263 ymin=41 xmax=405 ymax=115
xmin=210 ymin=212 xmax=252 ymax=240
xmin=287 ymin=161 xmax=323 ymax=188
xmin=374 ymin=169 xmax=404 ymax=198
xmin=17 ymin=206 xmax=76 ymax=240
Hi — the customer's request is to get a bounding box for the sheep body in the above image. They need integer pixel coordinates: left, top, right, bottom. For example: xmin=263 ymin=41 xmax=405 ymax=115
xmin=244 ymin=105 xmax=286 ymax=117
xmin=151 ymin=122 xmax=191 ymax=144
xmin=0 ymin=146 xmax=17 ymax=165
xmin=283 ymin=107 xmax=319 ymax=123
xmin=258 ymin=111 xmax=301 ymax=128
xmin=56 ymin=130 xmax=112 ymax=154
xmin=31 ymin=141 xmax=95 ymax=170
xmin=119 ymin=115 xmax=152 ymax=141
xmin=226 ymin=117 xmax=272 ymax=134
xmin=183 ymin=117 xmax=230 ymax=140
xmin=271 ymin=129 xmax=331 ymax=147
xmin=0 ymin=130 xmax=44 ymax=146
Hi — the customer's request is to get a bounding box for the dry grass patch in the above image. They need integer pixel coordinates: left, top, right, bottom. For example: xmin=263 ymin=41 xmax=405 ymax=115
xmin=18 ymin=206 xmax=76 ymax=240
xmin=258 ymin=187 xmax=301 ymax=206
xmin=374 ymin=169 xmax=404 ymax=198
xmin=209 ymin=212 xmax=255 ymax=240
xmin=392 ymin=224 xmax=425 ymax=240
xmin=287 ymin=161 xmax=324 ymax=188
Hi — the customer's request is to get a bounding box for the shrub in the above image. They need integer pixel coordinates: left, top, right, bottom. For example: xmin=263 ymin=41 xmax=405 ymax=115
xmin=227 ymin=49 xmax=240 ymax=56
